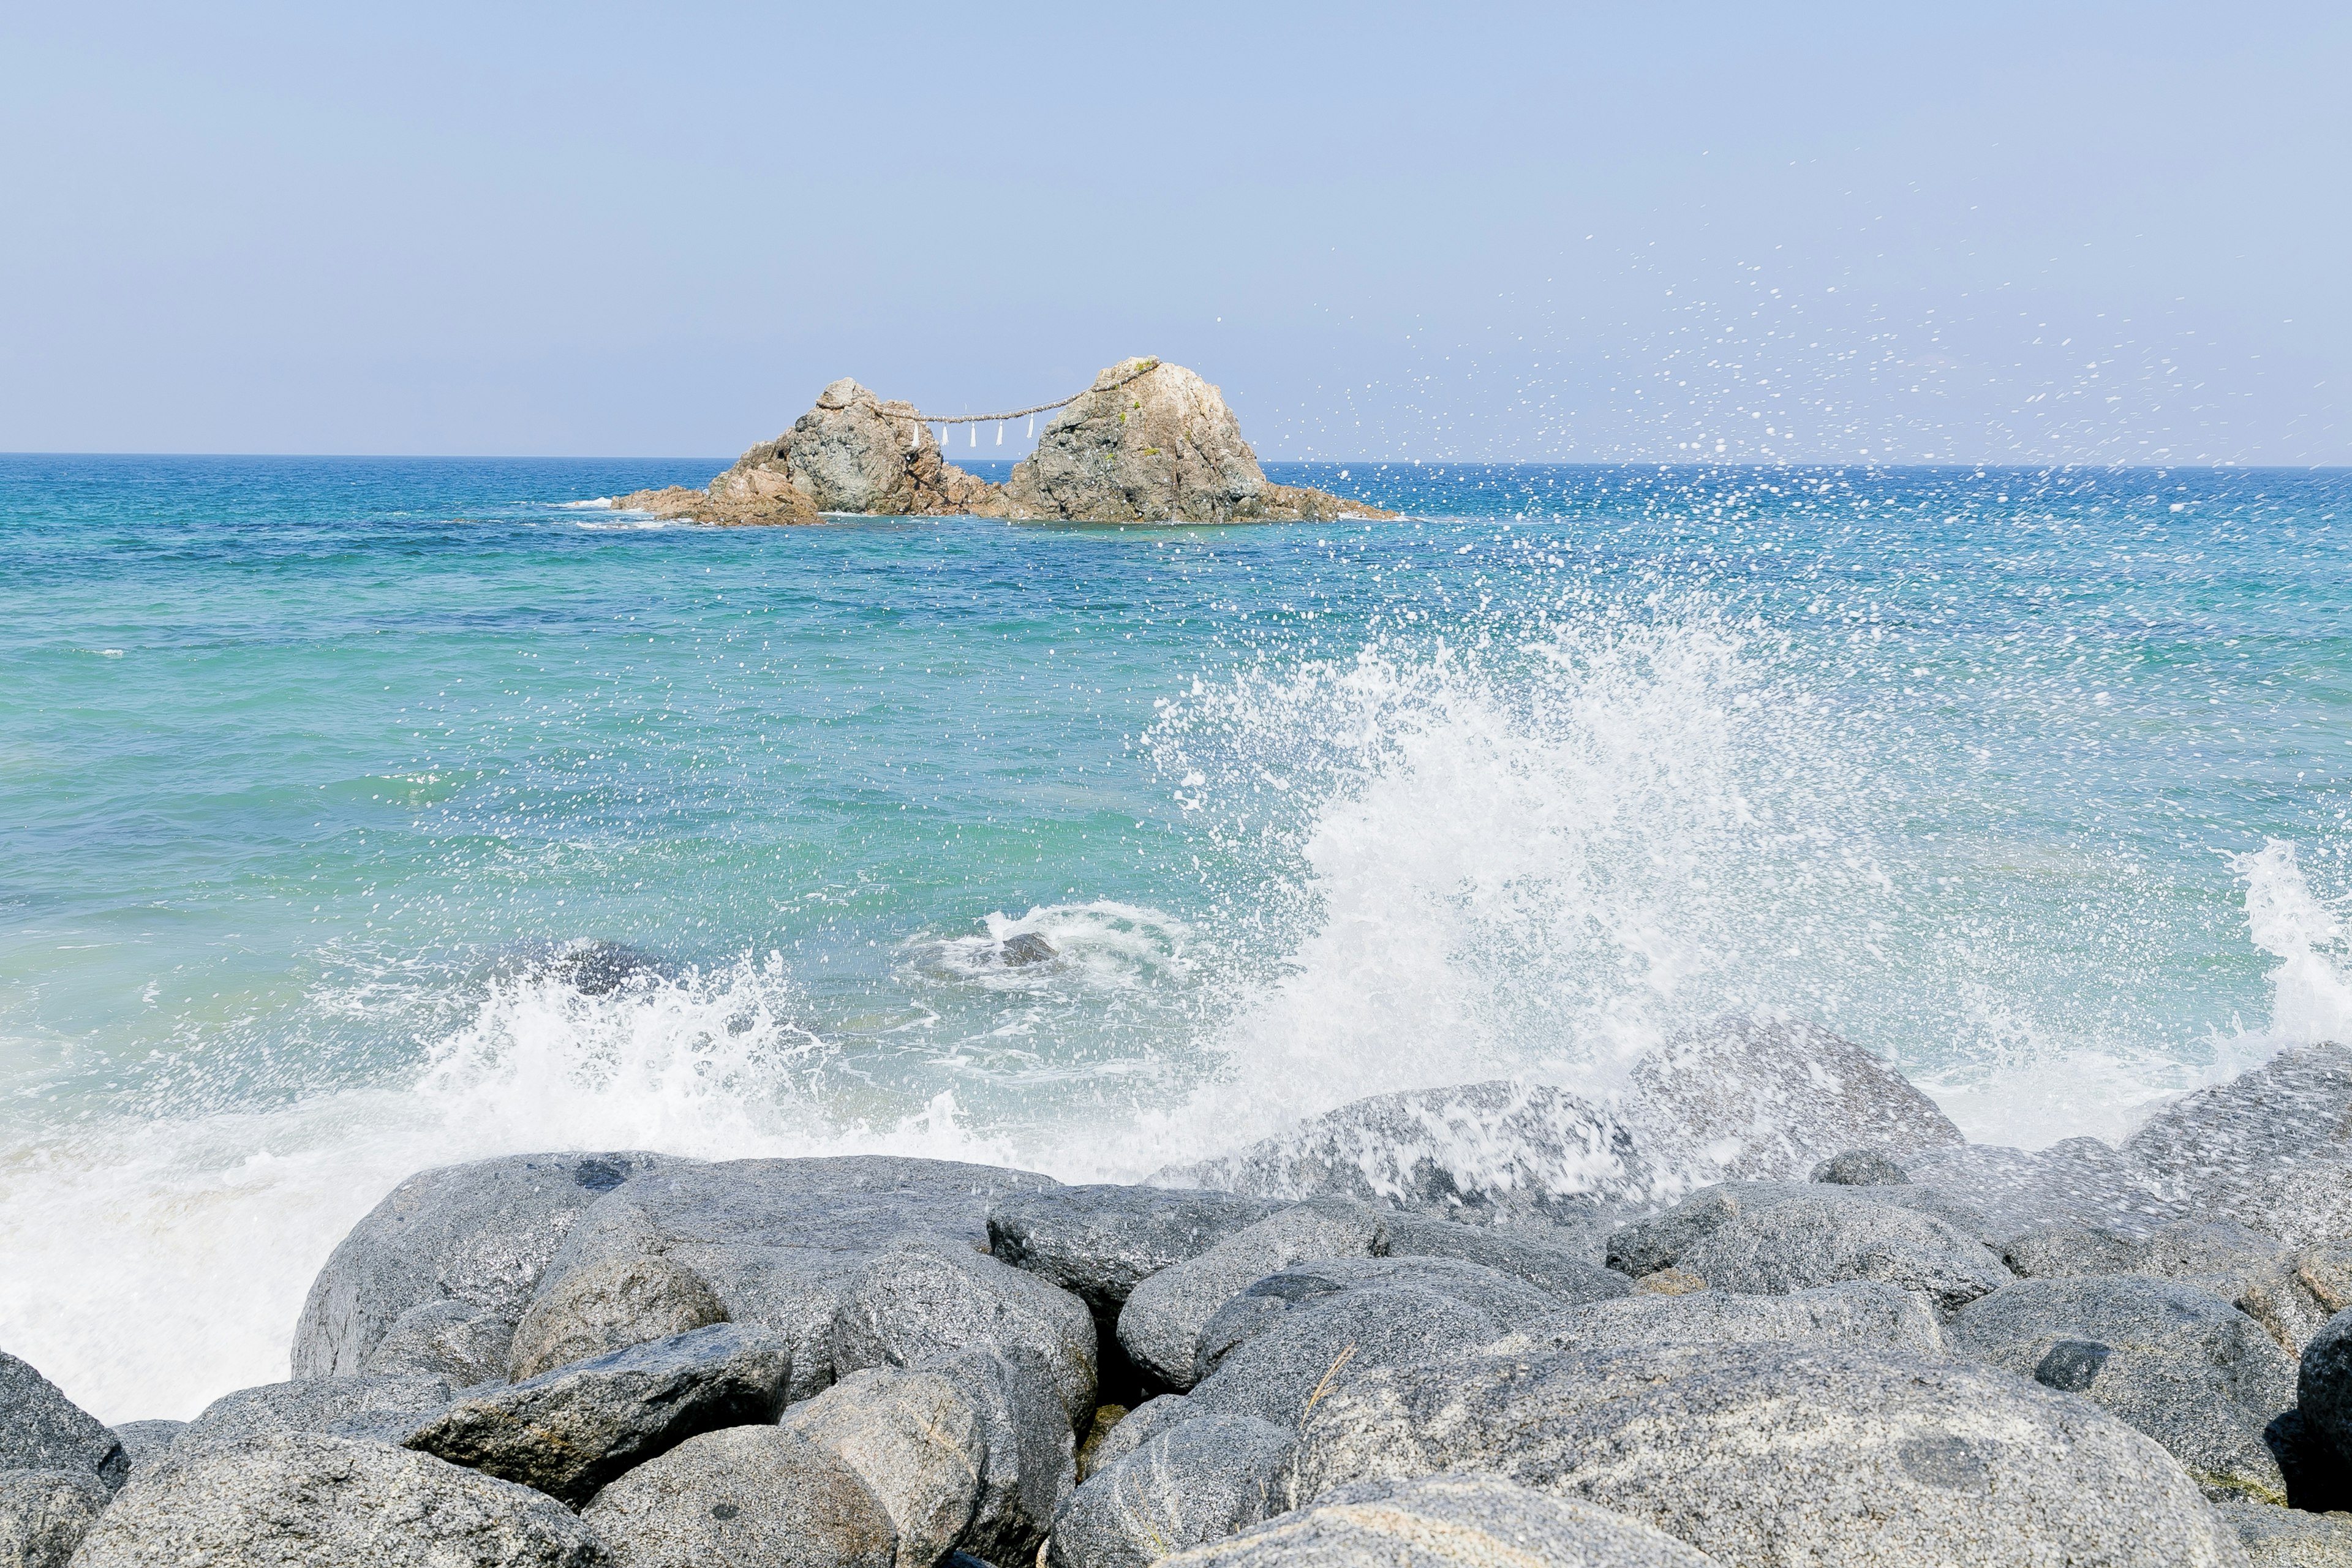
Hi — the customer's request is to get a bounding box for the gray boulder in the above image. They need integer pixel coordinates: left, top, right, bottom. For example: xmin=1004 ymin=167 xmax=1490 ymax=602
xmin=527 ymin=1155 xmax=1055 ymax=1403
xmin=1161 ymin=1473 xmax=1722 ymax=1567
xmin=831 ymin=1242 xmax=1098 ymax=1427
xmin=1619 ymin=1016 xmax=1966 ymax=1185
xmin=2134 ymin=1219 xmax=2290 ymax=1302
xmin=1194 ymin=1257 xmax=1561 ymax=1382
xmin=1118 ymin=1202 xmax=1390 ymax=1391
xmin=507 ymin=1255 xmax=727 ymax=1381
xmin=1950 ymin=1275 xmax=2297 ymax=1501
xmin=1812 ymin=1148 xmax=1911 ymax=1185
xmin=1905 ymin=1137 xmax=2185 ymax=1242
xmin=1379 ymin=1213 xmax=1633 ymax=1302
xmin=579 ymin=1424 xmax=895 ymax=1568
xmin=1604 ymin=1179 xmax=1993 ymax=1277
xmin=2299 ymin=1308 xmax=2352 ymax=1468
xmin=1085 ymin=1395 xmax=1200 ymax=1477
xmin=405 ymin=1322 xmax=790 ymax=1506
xmin=292 ymin=1150 xmax=676 ymax=1377
xmin=1158 ymin=1081 xmax=1653 ymax=1232
xmin=0 ymin=1469 xmax=110 ymax=1568
xmin=68 ymin=1431 xmax=603 ymax=1567
xmin=1612 ymin=1183 xmax=2011 ymax=1312
xmin=1517 ymin=1281 xmax=1947 ymax=1359
xmin=782 ymin=1366 xmax=984 ymax=1568
xmin=2002 ymin=1218 xmax=2146 ymax=1278
xmin=2126 ymin=1044 xmax=2352 ymax=1246
xmin=1294 ymin=1344 xmax=2247 ymax=1566
xmin=989 ymin=1186 xmax=1281 ymax=1311
xmin=105 ymin=1422 xmax=183 ymax=1484
xmin=2241 ymin=1242 xmax=2352 ymax=1355
xmin=2212 ymin=1499 xmax=2352 ymax=1567
xmin=179 ymin=1373 xmax=454 ymax=1449
xmin=921 ymin=1346 xmax=1078 ymax=1565
xmin=364 ymin=1299 xmax=519 ymax=1384
xmin=1046 ymin=1415 xmax=1297 ymax=1568
xmin=1003 ymin=359 xmax=1385 ymax=525
xmin=0 ymin=1351 xmax=123 ymax=1489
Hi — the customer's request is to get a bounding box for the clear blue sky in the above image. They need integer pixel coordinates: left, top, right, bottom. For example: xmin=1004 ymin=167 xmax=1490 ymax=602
xmin=4 ymin=3 xmax=2345 ymax=464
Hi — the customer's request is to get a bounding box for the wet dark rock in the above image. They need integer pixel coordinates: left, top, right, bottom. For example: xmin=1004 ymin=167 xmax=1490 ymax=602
xmin=1293 ymin=1343 xmax=2246 ymax=1567
xmin=180 ymin=1373 xmax=454 ymax=1450
xmin=1515 ymin=1280 xmax=1947 ymax=1359
xmin=1118 ymin=1201 xmax=1390 ymax=1392
xmin=989 ymin=1186 xmax=1282 ymax=1313
xmin=1811 ymin=1148 xmax=1911 ymax=1186
xmin=70 ymin=1431 xmax=605 ymax=1568
xmin=529 ymin=1155 xmax=1056 ymax=1403
xmin=364 ymin=1299 xmax=519 ymax=1384
xmin=1950 ymin=1275 xmax=2297 ymax=1501
xmin=0 ymin=1468 xmax=111 ymax=1568
xmin=0 ymin=1350 xmax=124 ymax=1489
xmin=2300 ymin=1308 xmax=2352 ymax=1471
xmin=782 ymin=1366 xmax=986 ymax=1568
xmin=1163 ymin=1473 xmax=1722 ymax=1568
xmin=543 ymin=940 xmax=675 ymax=997
xmin=1045 ymin=1415 xmax=1297 ymax=1568
xmin=507 ymin=1254 xmax=728 ymax=1381
xmin=2125 ymin=1044 xmax=2352 ymax=1246
xmin=1620 ymin=1016 xmax=1966 ymax=1185
xmin=579 ymin=1424 xmax=897 ymax=1568
xmin=1156 ymin=1082 xmax=1652 ymax=1231
xmin=292 ymin=1150 xmax=681 ymax=1378
xmin=2267 ymin=1409 xmax=2352 ymax=1513
xmin=1000 ymin=933 xmax=1058 ymax=966
xmin=404 ymin=1322 xmax=790 ymax=1507
xmin=831 ymin=1240 xmax=1098 ymax=1428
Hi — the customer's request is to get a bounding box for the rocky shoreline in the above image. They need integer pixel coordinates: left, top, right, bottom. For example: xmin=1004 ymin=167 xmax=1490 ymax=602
xmin=8 ymin=1020 xmax=2352 ymax=1566
xmin=612 ymin=359 xmax=1398 ymax=529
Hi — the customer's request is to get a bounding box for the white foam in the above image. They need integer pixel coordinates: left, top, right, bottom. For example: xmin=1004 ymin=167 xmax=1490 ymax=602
xmin=2233 ymin=838 xmax=2352 ymax=1047
xmin=554 ymin=497 xmax=617 ymax=509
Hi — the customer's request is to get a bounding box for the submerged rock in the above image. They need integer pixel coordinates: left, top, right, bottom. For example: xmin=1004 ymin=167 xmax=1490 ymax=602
xmin=1003 ymin=359 xmax=1393 ymax=525
xmin=0 ymin=1468 xmax=111 ymax=1568
xmin=1949 ymin=1275 xmax=2298 ymax=1501
xmin=1162 ymin=1474 xmax=1723 ymax=1568
xmin=292 ymin=1150 xmax=680 ymax=1378
xmin=579 ymin=1425 xmax=897 ymax=1568
xmin=404 ymin=1322 xmax=790 ymax=1507
xmin=1293 ymin=1343 xmax=2247 ymax=1567
xmin=0 ymin=1350 xmax=124 ymax=1490
xmin=70 ymin=1431 xmax=603 ymax=1568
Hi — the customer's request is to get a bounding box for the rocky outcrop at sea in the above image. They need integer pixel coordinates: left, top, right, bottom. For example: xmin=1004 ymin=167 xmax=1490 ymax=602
xmin=609 ymin=360 xmax=1395 ymax=528
xmin=16 ymin=1018 xmax=2352 ymax=1565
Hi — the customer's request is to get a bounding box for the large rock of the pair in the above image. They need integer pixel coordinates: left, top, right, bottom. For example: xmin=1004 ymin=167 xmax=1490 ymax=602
xmin=1605 ymin=1181 xmax=2011 ymax=1311
xmin=0 ymin=1469 xmax=111 ymax=1568
xmin=507 ymin=1254 xmax=728 ymax=1381
xmin=2211 ymin=1499 xmax=2352 ymax=1567
xmin=1003 ymin=359 xmax=1393 ymax=524
xmin=2241 ymin=1241 xmax=2352 ymax=1356
xmin=989 ymin=1186 xmax=1284 ymax=1311
xmin=579 ymin=1425 xmax=896 ymax=1568
xmin=1904 ymin=1137 xmax=2185 ymax=1242
xmin=179 ymin=1373 xmax=454 ymax=1450
xmin=782 ymin=1366 xmax=986 ymax=1568
xmin=1515 ymin=1280 xmax=1948 ymax=1359
xmin=1118 ymin=1201 xmax=1390 ymax=1391
xmin=1159 ymin=1081 xmax=1654 ymax=1234
xmin=1161 ymin=1474 xmax=1724 ymax=1568
xmin=1950 ymin=1275 xmax=2297 ymax=1501
xmin=1193 ymin=1257 xmax=1564 ymax=1386
xmin=1619 ymin=1016 xmax=1966 ymax=1186
xmin=364 ymin=1299 xmax=521 ymax=1384
xmin=1293 ymin=1344 xmax=2248 ymax=1567
xmin=526 ymin=1155 xmax=1056 ymax=1402
xmin=1046 ymin=1415 xmax=1298 ymax=1568
xmin=0 ymin=1351 xmax=124 ymax=1489
xmin=831 ymin=1241 xmax=1098 ymax=1427
xmin=2126 ymin=1044 xmax=2352 ymax=1246
xmin=404 ymin=1322 xmax=790 ymax=1506
xmin=68 ymin=1431 xmax=603 ymax=1568
xmin=292 ymin=1150 xmax=679 ymax=1378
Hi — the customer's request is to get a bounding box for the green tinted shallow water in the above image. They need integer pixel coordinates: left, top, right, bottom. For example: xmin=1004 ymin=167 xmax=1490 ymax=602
xmin=2 ymin=453 xmax=2348 ymax=1416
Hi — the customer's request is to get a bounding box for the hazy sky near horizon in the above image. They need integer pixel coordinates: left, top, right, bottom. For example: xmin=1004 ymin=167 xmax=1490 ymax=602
xmin=4 ymin=3 xmax=2346 ymax=464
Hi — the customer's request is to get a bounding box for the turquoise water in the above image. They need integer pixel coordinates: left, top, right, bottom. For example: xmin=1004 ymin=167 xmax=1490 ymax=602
xmin=3 ymin=452 xmax=2349 ymax=1418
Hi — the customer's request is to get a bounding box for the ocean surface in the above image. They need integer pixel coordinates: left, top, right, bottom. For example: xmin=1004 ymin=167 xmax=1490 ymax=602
xmin=3 ymin=452 xmax=2349 ymax=1422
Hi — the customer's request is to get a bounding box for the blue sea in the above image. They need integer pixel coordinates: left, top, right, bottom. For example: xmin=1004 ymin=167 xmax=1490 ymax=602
xmin=4 ymin=452 xmax=2349 ymax=1420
